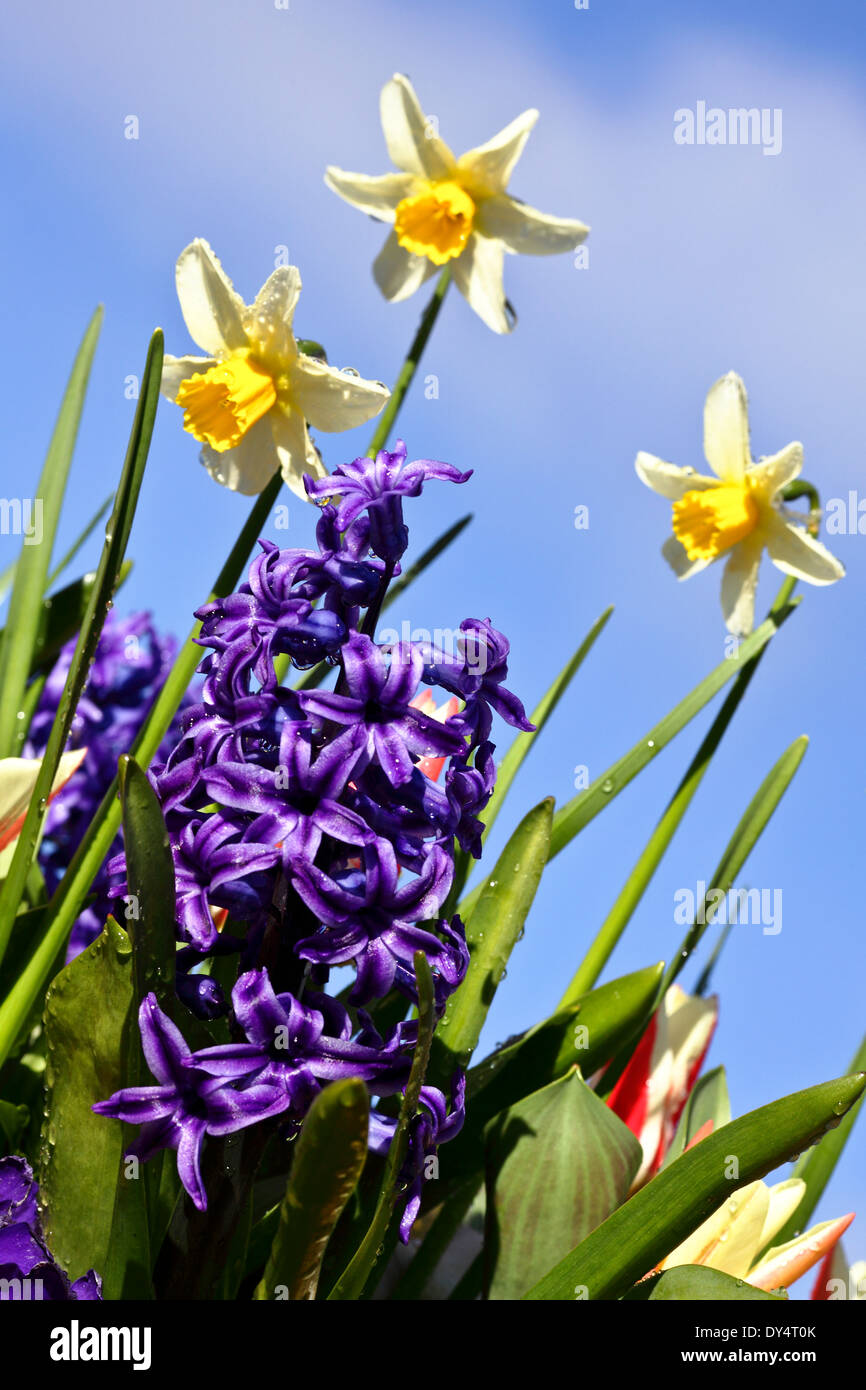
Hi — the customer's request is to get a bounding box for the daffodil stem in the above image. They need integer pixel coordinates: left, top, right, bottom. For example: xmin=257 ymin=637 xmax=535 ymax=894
xmin=366 ymin=268 xmax=452 ymax=458
xmin=560 ymin=575 xmax=799 ymax=1007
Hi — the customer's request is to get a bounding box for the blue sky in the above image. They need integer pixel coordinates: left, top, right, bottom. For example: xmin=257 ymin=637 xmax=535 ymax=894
xmin=3 ymin=0 xmax=865 ymax=1282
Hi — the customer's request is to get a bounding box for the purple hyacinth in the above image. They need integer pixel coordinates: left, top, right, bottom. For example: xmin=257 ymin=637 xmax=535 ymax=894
xmin=26 ymin=612 xmax=197 ymax=958
xmin=95 ymin=444 xmax=531 ymax=1237
xmin=0 ymin=1158 xmax=102 ymax=1300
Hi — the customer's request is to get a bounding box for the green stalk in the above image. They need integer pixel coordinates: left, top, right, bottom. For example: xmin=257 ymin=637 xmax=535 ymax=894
xmin=560 ymin=578 xmax=797 ymax=1005
xmin=365 ymin=268 xmax=451 ymax=457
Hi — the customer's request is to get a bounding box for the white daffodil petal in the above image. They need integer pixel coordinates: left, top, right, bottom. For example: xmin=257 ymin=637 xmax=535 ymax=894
xmin=175 ymin=239 xmax=249 ymax=356
xmin=661 ymin=533 xmax=712 ymax=579
xmin=324 ymin=167 xmax=414 ymax=221
xmin=765 ymin=513 xmax=845 ymax=585
xmin=720 ymin=535 xmax=764 ymax=636
xmin=380 ymin=73 xmax=455 ymax=179
xmin=199 ymin=415 xmax=278 ymax=496
xmin=271 ymin=407 xmax=325 ymax=499
xmin=748 ymin=442 xmax=803 ymax=498
xmin=636 ymin=452 xmax=717 ymax=501
xmin=161 ymin=355 xmax=217 ymax=403
xmin=704 ymin=372 xmax=751 ymax=481
xmin=452 ymin=233 xmax=510 ymax=334
xmin=373 ymin=230 xmax=436 ymax=302
xmin=476 ymin=193 xmax=589 ymax=256
xmin=456 ymin=108 xmax=539 ymax=196
xmin=291 ymin=357 xmax=390 ymax=432
xmin=243 ymin=266 xmax=302 ymax=364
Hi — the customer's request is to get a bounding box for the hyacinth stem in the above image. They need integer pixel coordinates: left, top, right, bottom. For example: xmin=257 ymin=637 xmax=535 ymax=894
xmin=365 ymin=267 xmax=452 ymax=458
xmin=560 ymin=575 xmax=798 ymax=1006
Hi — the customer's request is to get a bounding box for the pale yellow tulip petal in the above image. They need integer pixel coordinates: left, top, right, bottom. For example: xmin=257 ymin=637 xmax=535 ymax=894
xmin=750 ymin=1213 xmax=855 ymax=1292
xmin=660 ymin=1181 xmax=769 ymax=1277
xmin=758 ymin=1179 xmax=806 ymax=1250
xmin=0 ymin=749 xmax=87 ymax=853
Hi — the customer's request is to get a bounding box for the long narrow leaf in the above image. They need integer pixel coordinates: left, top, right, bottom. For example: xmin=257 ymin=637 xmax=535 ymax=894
xmin=0 ymin=329 xmax=163 ymax=1056
xmin=0 ymin=308 xmax=103 ymax=755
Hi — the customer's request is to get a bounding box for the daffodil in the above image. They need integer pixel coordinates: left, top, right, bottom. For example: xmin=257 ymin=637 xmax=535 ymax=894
xmin=636 ymin=372 xmax=845 ymax=635
xmin=325 ymin=74 xmax=589 ymax=334
xmin=161 ymin=240 xmax=390 ymax=498
xmin=659 ymin=1177 xmax=854 ymax=1293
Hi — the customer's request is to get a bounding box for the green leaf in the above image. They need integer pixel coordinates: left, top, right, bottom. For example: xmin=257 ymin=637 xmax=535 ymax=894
xmin=0 ymin=330 xmax=163 ymax=1058
xmin=0 ymin=1098 xmax=28 ymax=1151
xmin=432 ymin=798 xmax=553 ymax=1083
xmin=547 ymin=610 xmax=795 ymax=862
xmin=0 ymin=307 xmax=103 ymax=756
xmin=254 ymin=1078 xmax=369 ymax=1301
xmin=623 ymin=1266 xmax=785 ymax=1301
xmin=118 ymin=754 xmax=178 ymax=1018
xmin=662 ymin=1065 xmax=731 ymax=1170
xmin=559 ymin=581 xmax=796 ymax=1002
xmin=448 ymin=607 xmax=612 ymax=910
xmin=771 ymin=1030 xmax=866 ymax=1251
xmin=22 ymin=473 xmax=286 ymax=1032
xmin=46 ymin=493 xmax=114 ymax=589
xmin=523 ymin=1071 xmax=866 ymax=1301
xmin=664 ymin=736 xmax=808 ymax=990
xmin=485 ymin=1070 xmax=642 ymax=1300
xmin=445 ymin=963 xmax=664 ymax=1183
xmin=0 ymin=561 xmax=132 ymax=684
xmin=39 ymin=917 xmax=151 ymax=1298
xmin=328 ymin=952 xmax=436 ymax=1300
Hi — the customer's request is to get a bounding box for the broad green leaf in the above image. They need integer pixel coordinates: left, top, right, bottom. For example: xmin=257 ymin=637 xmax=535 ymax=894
xmin=39 ymin=917 xmax=151 ymax=1298
xmin=254 ymin=1078 xmax=369 ymax=1301
xmin=771 ymin=1030 xmax=866 ymax=1252
xmin=22 ymin=473 xmax=286 ymax=1032
xmin=662 ymin=1065 xmax=731 ymax=1169
xmin=524 ymin=1071 xmax=866 ymax=1301
xmin=0 ymin=328 xmax=163 ymax=1018
xmin=485 ymin=1070 xmax=642 ymax=1300
xmin=623 ymin=1266 xmax=784 ymax=1301
xmin=328 ymin=953 xmax=436 ymax=1300
xmin=448 ymin=607 xmax=613 ymax=910
xmin=0 ymin=307 xmax=103 ymax=756
xmin=432 ymin=798 xmax=553 ymax=1083
xmin=445 ymin=963 xmax=664 ymax=1182
xmin=118 ymin=754 xmax=177 ymax=1018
